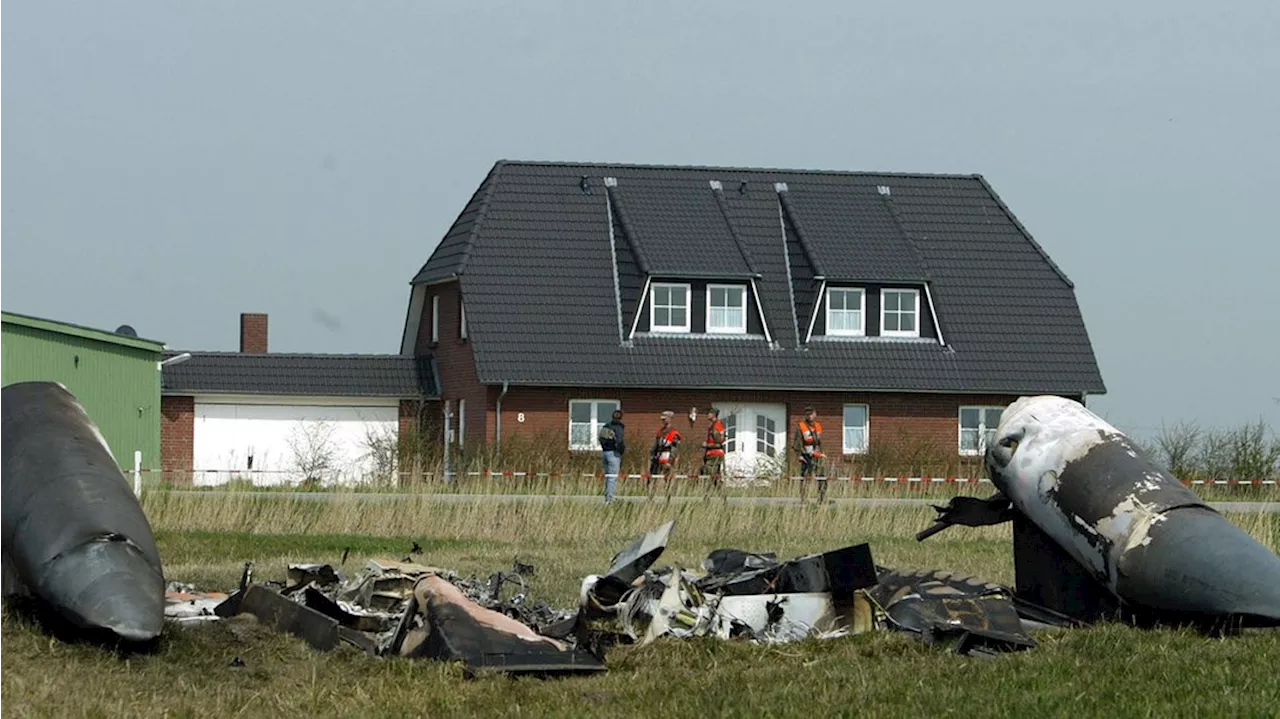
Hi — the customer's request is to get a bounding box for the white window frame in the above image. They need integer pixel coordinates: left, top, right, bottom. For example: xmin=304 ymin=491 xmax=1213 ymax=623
xmin=705 ymin=283 xmax=748 ymax=334
xmin=842 ymin=404 xmax=870 ymax=454
xmin=431 ymin=295 xmax=440 ymax=344
xmin=568 ymin=399 xmax=621 ymax=451
xmin=880 ymin=288 xmax=921 ymax=338
xmin=825 ymin=287 xmax=866 ymax=337
xmin=458 ymin=399 xmax=466 ymax=447
xmin=959 ymin=405 xmax=1005 ymax=456
xmin=459 ymin=297 xmax=468 ymax=339
xmin=649 ymin=282 xmax=691 ymax=333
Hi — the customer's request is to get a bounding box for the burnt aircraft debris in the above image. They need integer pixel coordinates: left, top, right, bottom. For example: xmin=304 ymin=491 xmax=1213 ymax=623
xmin=1 ymin=382 xmax=167 ymax=645
xmin=919 ymin=395 xmax=1280 ymax=632
xmin=187 ymin=519 xmax=1062 ymax=674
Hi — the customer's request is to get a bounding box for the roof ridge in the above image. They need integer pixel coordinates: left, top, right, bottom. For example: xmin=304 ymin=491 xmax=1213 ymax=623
xmin=775 ymin=190 xmax=828 ymax=278
xmin=495 ymin=158 xmax=981 ymax=180
xmin=603 ymin=184 xmax=653 ymax=274
xmin=973 ymin=175 xmax=1074 ymax=289
xmin=709 ymin=183 xmax=759 ymax=276
xmin=878 ymin=190 xmax=933 ymax=282
xmin=454 ymin=161 xmax=505 ymax=278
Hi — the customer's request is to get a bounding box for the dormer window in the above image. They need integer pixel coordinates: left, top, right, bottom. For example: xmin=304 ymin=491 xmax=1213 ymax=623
xmin=706 ymin=284 xmax=747 ymax=334
xmin=881 ymin=289 xmax=919 ymax=338
xmin=826 ymin=288 xmax=866 ymax=336
xmin=650 ymin=282 xmax=691 ymax=333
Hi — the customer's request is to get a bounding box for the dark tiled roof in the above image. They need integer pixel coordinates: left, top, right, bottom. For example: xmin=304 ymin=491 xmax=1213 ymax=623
xmin=410 ymin=160 xmax=1106 ymax=395
xmin=162 ymin=352 xmax=439 ymax=398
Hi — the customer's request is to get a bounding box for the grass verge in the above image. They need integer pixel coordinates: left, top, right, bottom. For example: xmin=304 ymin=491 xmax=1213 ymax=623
xmin=3 ymin=499 xmax=1278 ymax=718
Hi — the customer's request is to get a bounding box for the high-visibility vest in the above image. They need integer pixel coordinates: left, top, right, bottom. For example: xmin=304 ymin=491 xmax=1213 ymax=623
xmin=654 ymin=428 xmax=681 ymax=466
xmin=705 ymin=420 xmax=727 ymax=458
xmin=797 ymin=420 xmax=825 ymax=457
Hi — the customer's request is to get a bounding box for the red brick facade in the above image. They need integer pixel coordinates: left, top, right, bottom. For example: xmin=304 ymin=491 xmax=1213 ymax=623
xmin=416 ymin=280 xmax=487 ymax=448
xmin=488 ymin=386 xmax=1026 ymax=457
xmin=160 ymin=395 xmax=195 ymax=483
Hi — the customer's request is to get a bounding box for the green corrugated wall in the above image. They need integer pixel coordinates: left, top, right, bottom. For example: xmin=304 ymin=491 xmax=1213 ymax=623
xmin=1 ymin=316 xmax=163 ymax=472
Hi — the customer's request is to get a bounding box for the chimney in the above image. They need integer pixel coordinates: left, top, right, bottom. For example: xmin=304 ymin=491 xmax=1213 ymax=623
xmin=239 ymin=313 xmax=269 ymax=354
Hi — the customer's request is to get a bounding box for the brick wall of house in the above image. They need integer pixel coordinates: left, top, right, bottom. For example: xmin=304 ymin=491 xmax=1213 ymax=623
xmin=485 ymin=386 xmax=1061 ymax=472
xmin=414 ymin=280 xmax=488 ymax=448
xmin=160 ymin=394 xmax=195 ymax=483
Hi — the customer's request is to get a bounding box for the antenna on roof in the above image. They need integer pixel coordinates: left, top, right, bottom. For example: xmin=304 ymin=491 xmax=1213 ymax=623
xmin=877 ymin=185 xmax=892 ymax=196
xmin=738 ymin=181 xmax=748 ymax=195
xmin=579 ymin=176 xmax=592 ymax=194
xmin=114 ymin=324 xmax=138 ymax=337
xmin=603 ymin=176 xmax=617 ymax=187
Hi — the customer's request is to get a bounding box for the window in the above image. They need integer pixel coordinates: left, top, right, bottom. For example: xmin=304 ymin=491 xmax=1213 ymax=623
xmin=650 ymin=283 xmax=690 ymax=333
xmin=459 ymin=298 xmax=468 ymax=339
xmin=755 ymin=414 xmax=778 ymax=457
xmin=431 ymin=295 xmax=439 ymax=344
xmin=723 ymin=413 xmax=737 ymax=452
xmin=569 ymin=399 xmax=620 ymax=450
xmin=826 ymin=288 xmax=865 ymax=336
xmin=881 ymin=289 xmax=920 ymax=337
xmin=707 ymin=284 xmax=747 ymax=334
xmin=959 ymin=406 xmax=1005 ymax=456
xmin=843 ymin=404 xmax=869 ymax=454
xmin=458 ymin=399 xmax=466 ymax=447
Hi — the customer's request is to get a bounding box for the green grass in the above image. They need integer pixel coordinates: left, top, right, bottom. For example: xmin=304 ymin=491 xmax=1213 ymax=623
xmin=3 ymin=499 xmax=1279 ymax=718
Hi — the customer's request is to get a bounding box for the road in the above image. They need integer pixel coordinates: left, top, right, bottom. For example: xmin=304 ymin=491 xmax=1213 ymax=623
xmin=160 ymin=491 xmax=1280 ymax=513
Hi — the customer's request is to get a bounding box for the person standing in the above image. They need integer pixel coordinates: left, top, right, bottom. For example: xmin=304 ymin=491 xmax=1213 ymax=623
xmin=598 ymin=408 xmax=626 ymax=503
xmin=794 ymin=406 xmax=828 ymax=502
xmin=700 ymin=407 xmax=727 ymax=492
xmin=649 ymin=410 xmax=682 ymax=496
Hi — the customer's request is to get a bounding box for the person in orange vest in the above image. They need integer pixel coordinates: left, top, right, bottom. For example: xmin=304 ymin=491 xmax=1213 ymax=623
xmin=700 ymin=407 xmax=728 ymax=491
xmin=649 ymin=410 xmax=682 ymax=495
xmin=794 ymin=406 xmax=828 ymax=502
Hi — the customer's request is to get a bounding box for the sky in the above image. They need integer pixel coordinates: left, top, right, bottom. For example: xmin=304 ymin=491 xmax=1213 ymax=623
xmin=3 ymin=1 xmax=1278 ymax=437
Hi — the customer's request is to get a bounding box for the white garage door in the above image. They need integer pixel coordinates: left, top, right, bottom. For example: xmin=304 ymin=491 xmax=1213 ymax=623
xmin=192 ymin=400 xmax=399 ymax=487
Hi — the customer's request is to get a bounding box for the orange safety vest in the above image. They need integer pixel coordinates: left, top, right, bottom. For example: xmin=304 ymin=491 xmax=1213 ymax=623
xmin=797 ymin=420 xmax=825 ymax=458
xmin=705 ymin=420 xmax=727 ymax=458
xmin=654 ymin=428 xmax=681 ymax=466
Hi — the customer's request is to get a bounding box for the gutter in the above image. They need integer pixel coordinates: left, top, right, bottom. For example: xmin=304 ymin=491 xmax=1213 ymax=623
xmin=495 ymin=381 xmax=511 ymax=451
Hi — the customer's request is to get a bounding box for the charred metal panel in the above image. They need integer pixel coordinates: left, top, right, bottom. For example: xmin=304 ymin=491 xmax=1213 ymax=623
xmin=1 ymin=382 xmax=165 ymax=644
xmin=1011 ymin=513 xmax=1119 ymax=623
xmin=404 ymin=576 xmax=606 ymax=676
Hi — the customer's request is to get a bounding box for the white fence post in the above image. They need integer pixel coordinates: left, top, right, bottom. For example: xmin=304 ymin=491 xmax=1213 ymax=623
xmin=133 ymin=450 xmax=143 ymax=498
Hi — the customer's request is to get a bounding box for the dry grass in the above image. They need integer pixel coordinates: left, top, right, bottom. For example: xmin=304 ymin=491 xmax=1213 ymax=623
xmin=3 ymin=494 xmax=1278 ymax=719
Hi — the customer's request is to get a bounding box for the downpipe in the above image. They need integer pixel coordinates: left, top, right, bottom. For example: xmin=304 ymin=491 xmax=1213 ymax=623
xmin=495 ymin=382 xmax=510 ymax=453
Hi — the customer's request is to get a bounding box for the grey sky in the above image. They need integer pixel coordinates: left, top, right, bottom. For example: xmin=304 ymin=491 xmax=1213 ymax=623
xmin=4 ymin=1 xmax=1278 ymax=437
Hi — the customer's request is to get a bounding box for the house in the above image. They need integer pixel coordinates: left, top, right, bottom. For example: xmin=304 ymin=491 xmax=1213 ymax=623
xmin=160 ymin=313 xmax=439 ymax=486
xmin=400 ymin=160 xmax=1106 ymax=478
xmin=2 ymin=310 xmax=167 ymax=472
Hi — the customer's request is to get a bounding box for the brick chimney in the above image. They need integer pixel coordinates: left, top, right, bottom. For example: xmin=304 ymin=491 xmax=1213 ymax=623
xmin=239 ymin=313 xmax=269 ymax=354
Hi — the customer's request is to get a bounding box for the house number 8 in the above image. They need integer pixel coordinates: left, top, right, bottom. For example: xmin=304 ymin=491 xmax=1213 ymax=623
xmin=517 ymin=412 xmax=526 ymax=423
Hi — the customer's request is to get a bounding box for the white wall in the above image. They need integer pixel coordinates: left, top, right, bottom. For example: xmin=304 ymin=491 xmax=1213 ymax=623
xmin=191 ymin=398 xmax=399 ymax=487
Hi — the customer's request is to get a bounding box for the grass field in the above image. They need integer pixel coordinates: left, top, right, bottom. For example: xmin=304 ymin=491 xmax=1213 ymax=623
xmin=3 ymin=494 xmax=1279 ymax=718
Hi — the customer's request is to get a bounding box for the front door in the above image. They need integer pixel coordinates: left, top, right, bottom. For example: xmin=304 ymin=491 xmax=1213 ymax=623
xmin=715 ymin=402 xmax=787 ymax=481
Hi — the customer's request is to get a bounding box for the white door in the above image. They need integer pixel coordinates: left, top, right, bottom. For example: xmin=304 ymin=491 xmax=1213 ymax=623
xmin=715 ymin=402 xmax=787 ymax=481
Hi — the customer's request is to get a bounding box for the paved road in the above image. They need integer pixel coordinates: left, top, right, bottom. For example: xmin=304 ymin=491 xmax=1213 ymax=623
xmin=161 ymin=491 xmax=1280 ymax=513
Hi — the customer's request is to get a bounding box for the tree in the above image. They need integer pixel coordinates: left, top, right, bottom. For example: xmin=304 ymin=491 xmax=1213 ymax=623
xmin=287 ymin=420 xmax=338 ymax=486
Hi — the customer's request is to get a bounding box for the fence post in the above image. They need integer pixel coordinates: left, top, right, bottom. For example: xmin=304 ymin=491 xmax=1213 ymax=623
xmin=133 ymin=450 xmax=143 ymax=498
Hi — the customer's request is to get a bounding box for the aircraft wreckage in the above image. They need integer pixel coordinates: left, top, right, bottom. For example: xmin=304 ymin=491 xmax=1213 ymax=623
xmin=1 ymin=382 xmax=166 ymax=644
xmin=4 ymin=386 xmax=1278 ymax=674
xmin=920 ymin=395 xmax=1280 ymax=631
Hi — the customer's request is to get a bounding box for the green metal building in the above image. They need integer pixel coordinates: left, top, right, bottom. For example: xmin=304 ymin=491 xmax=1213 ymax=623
xmin=1 ymin=311 xmax=166 ymax=472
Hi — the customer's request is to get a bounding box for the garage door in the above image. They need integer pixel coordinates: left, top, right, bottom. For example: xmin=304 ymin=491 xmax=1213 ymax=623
xmin=192 ymin=401 xmax=399 ymax=486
